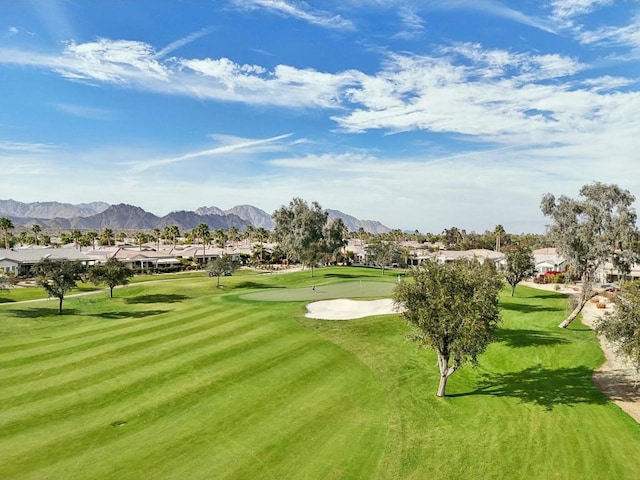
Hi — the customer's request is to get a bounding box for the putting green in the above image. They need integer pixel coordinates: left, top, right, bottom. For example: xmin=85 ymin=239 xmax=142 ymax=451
xmin=241 ymin=280 xmax=396 ymax=302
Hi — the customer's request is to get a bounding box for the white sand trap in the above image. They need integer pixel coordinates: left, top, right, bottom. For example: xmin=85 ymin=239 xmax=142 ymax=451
xmin=305 ymin=298 xmax=403 ymax=320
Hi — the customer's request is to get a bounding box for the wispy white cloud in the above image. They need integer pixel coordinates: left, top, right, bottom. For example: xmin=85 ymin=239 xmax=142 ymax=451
xmin=394 ymin=7 xmax=425 ymax=39
xmin=549 ymin=0 xmax=613 ymax=20
xmin=578 ymin=16 xmax=640 ymax=51
xmin=127 ymin=133 xmax=293 ymax=172
xmin=230 ymin=0 xmax=354 ymax=30
xmin=155 ymin=27 xmax=213 ymax=59
xmin=53 ymin=103 xmax=112 ymax=120
xmin=0 ymin=141 xmax=56 ymax=153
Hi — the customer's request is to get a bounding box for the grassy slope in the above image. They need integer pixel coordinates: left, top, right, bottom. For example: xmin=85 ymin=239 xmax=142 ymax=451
xmin=1 ymin=268 xmax=639 ymax=479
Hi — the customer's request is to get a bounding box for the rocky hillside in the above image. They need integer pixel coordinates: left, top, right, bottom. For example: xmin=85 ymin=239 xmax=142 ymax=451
xmin=0 ymin=200 xmax=391 ymax=233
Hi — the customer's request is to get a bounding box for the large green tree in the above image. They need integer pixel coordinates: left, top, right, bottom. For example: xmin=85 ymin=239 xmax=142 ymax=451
xmin=541 ymin=182 xmax=639 ymax=328
xmin=365 ymin=238 xmax=401 ymax=275
xmin=193 ymin=223 xmax=210 ymax=266
xmin=272 ymin=198 xmax=328 ymax=276
xmin=32 ymin=258 xmax=84 ymax=314
xmin=87 ymin=258 xmax=134 ymax=298
xmin=596 ymin=281 xmax=640 ymax=371
xmin=207 ymin=254 xmax=240 ymax=287
xmin=503 ymin=244 xmax=536 ymax=296
xmin=393 ymin=259 xmax=503 ymax=397
xmin=0 ymin=217 xmax=14 ymax=249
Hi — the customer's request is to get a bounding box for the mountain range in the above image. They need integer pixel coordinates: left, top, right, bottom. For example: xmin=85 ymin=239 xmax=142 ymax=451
xmin=0 ymin=200 xmax=391 ymax=234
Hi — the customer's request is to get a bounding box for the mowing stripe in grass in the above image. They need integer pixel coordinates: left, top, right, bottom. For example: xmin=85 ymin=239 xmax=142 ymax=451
xmin=1 ymin=337 xmax=357 ymax=477
xmin=0 ymin=309 xmax=277 ymax=405
xmin=0 ymin=301 xmax=237 ymax=365
xmin=20 ymin=341 xmax=383 ymax=480
xmin=0 ymin=318 xmax=291 ymax=433
xmin=0 ymin=305 xmax=268 ymax=390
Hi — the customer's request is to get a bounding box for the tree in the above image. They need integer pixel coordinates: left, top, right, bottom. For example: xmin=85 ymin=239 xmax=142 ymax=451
xmin=101 ymin=228 xmax=114 ymax=246
xmin=393 ymin=259 xmax=503 ymax=397
xmin=541 ymin=182 xmax=640 ymax=328
xmin=87 ymin=258 xmax=134 ymax=298
xmin=207 ymin=254 xmax=240 ymax=287
xmin=213 ymin=228 xmax=227 ymax=249
xmin=85 ymin=231 xmax=99 ymax=249
xmin=254 ymin=227 xmax=269 ymax=263
xmin=163 ymin=225 xmax=180 ymax=246
xmin=596 ymin=281 xmax=640 ymax=371
xmin=245 ymin=225 xmax=255 ymax=245
xmin=493 ymin=224 xmax=506 ymax=252
xmin=323 ymin=217 xmax=348 ymax=264
xmin=0 ymin=217 xmax=14 ymax=249
xmin=32 ymin=258 xmax=84 ymax=314
xmin=193 ymin=223 xmax=210 ymax=266
xmin=503 ymin=244 xmax=536 ymax=296
xmin=272 ymin=198 xmax=328 ymax=275
xmin=133 ymin=232 xmax=147 ymax=251
xmin=31 ymin=224 xmax=42 ymax=246
xmin=228 ymin=225 xmax=240 ymax=249
xmin=365 ymin=238 xmax=401 ymax=275
xmin=70 ymin=229 xmax=82 ymax=250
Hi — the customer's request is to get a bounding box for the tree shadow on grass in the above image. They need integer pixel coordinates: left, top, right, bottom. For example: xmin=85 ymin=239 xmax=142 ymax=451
xmin=124 ymin=294 xmax=190 ymax=304
xmin=524 ymin=292 xmax=571 ymax=300
xmin=323 ymin=273 xmax=364 ymax=279
xmin=451 ymin=365 xmax=608 ymax=410
xmin=232 ymin=281 xmax=284 ymax=290
xmin=496 ymin=328 xmax=568 ymax=348
xmin=500 ymin=302 xmax=562 ymax=313
xmin=8 ymin=307 xmax=79 ymax=318
xmin=89 ymin=310 xmax=171 ymax=320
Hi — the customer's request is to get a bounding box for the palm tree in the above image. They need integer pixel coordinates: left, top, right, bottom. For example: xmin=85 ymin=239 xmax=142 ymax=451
xmin=254 ymin=227 xmax=269 ymax=263
xmin=0 ymin=217 xmax=14 ymax=249
xmin=245 ymin=225 xmax=255 ymax=246
xmin=31 ymin=224 xmax=42 ymax=246
xmin=193 ymin=223 xmax=210 ymax=266
xmin=493 ymin=224 xmax=506 ymax=252
xmin=134 ymin=232 xmax=147 ymax=251
xmin=101 ymin=228 xmax=114 ymax=246
xmin=85 ymin=231 xmax=98 ymax=249
xmin=153 ymin=228 xmax=161 ymax=250
xmin=17 ymin=230 xmax=28 ymax=246
xmin=228 ymin=225 xmax=239 ymax=250
xmin=163 ymin=225 xmax=180 ymax=246
xmin=213 ymin=228 xmax=227 ymax=249
xmin=70 ymin=229 xmax=82 ymax=250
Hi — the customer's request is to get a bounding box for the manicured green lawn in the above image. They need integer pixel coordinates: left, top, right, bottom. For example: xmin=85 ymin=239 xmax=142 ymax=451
xmin=0 ymin=267 xmax=639 ymax=479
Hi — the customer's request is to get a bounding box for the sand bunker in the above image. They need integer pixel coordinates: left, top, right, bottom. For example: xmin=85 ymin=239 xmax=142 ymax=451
xmin=305 ymin=298 xmax=402 ymax=320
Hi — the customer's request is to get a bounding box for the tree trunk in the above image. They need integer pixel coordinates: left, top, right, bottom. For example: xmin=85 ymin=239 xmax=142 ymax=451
xmin=217 ymin=275 xmax=221 ymax=288
xmin=510 ymin=283 xmax=516 ymax=297
xmin=558 ymin=286 xmax=594 ymax=328
xmin=110 ymin=286 xmax=114 ymax=298
xmin=436 ymin=351 xmax=457 ymax=397
xmin=58 ymin=296 xmax=63 ymax=315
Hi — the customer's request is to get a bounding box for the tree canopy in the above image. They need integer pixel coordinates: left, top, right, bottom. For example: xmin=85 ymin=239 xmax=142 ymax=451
xmin=596 ymin=281 xmax=640 ymax=372
xmin=87 ymin=258 xmax=134 ymax=298
xmin=272 ymin=197 xmax=329 ymax=276
xmin=393 ymin=259 xmax=503 ymax=397
xmin=365 ymin=238 xmax=401 ymax=275
xmin=32 ymin=258 xmax=84 ymax=314
xmin=207 ymin=254 xmax=240 ymax=287
xmin=541 ymin=182 xmax=639 ymax=328
xmin=0 ymin=217 xmax=14 ymax=249
xmin=503 ymin=244 xmax=536 ymax=296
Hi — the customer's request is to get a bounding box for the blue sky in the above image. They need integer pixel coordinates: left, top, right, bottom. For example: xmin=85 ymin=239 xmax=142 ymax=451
xmin=1 ymin=0 xmax=640 ymax=233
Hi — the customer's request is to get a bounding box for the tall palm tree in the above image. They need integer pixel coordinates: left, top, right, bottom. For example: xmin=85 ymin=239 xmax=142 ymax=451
xmin=101 ymin=228 xmax=114 ymax=246
xmin=493 ymin=224 xmax=506 ymax=252
xmin=193 ymin=223 xmax=210 ymax=266
xmin=228 ymin=225 xmax=239 ymax=250
xmin=153 ymin=228 xmax=161 ymax=250
xmin=245 ymin=225 xmax=255 ymax=246
xmin=134 ymin=232 xmax=147 ymax=251
xmin=85 ymin=231 xmax=98 ymax=249
xmin=31 ymin=224 xmax=42 ymax=246
xmin=70 ymin=229 xmax=82 ymax=250
xmin=0 ymin=217 xmax=14 ymax=249
xmin=213 ymin=228 xmax=227 ymax=249
xmin=254 ymin=227 xmax=269 ymax=263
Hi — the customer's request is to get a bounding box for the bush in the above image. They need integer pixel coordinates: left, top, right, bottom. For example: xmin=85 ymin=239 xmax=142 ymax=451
xmin=596 ymin=302 xmax=606 ymax=309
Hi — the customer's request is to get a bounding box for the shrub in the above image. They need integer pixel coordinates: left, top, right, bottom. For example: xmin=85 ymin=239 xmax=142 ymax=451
xmin=596 ymin=302 xmax=606 ymax=309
